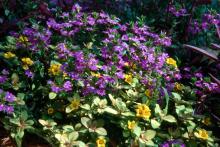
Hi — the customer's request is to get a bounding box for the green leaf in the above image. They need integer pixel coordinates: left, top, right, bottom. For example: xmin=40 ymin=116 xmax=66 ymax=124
xmin=162 ymin=88 xmax=169 ymax=115
xmin=5 ymin=9 xmax=10 ymax=16
xmin=144 ymin=130 xmax=156 ymax=140
xmin=162 ymin=115 xmax=177 ymax=123
xmin=6 ymin=36 xmax=16 ymax=44
xmin=108 ymin=94 xmax=116 ymax=105
xmin=93 ymin=97 xmax=100 ymax=105
xmin=122 ymin=130 xmax=130 ymax=137
xmin=172 ymin=92 xmax=181 ymax=101
xmin=151 ymin=119 xmax=160 ymax=129
xmin=121 ymin=112 xmax=135 ymax=117
xmin=95 ymin=127 xmax=107 ymax=136
xmin=25 ymin=120 xmax=34 ymax=126
xmin=80 ymin=104 xmax=90 ymax=110
xmin=175 ymin=105 xmax=185 ymax=116
xmin=145 ymin=140 xmax=155 ymax=146
xmin=49 ymin=92 xmax=57 ymax=99
xmin=65 ymin=105 xmax=73 ymax=113
xmin=75 ymin=141 xmax=86 ymax=147
xmin=69 ymin=131 xmax=79 ymax=141
xmin=21 ymin=111 xmax=28 ymax=121
xmin=133 ymin=126 xmax=141 ymax=137
xmin=104 ymin=107 xmax=118 ymax=114
xmin=63 ymin=125 xmax=74 ymax=132
xmin=9 ymin=118 xmax=20 ymax=125
xmin=154 ymin=104 xmax=163 ymax=116
xmin=81 ymin=117 xmax=91 ymax=128
xmin=115 ymin=98 xmax=127 ymax=112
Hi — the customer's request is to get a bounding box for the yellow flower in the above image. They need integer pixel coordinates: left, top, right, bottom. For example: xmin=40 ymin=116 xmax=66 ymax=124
xmin=145 ymin=89 xmax=151 ymax=97
xmin=96 ymin=137 xmax=106 ymax=147
xmin=21 ymin=57 xmax=34 ymax=66
xmin=131 ymin=63 xmax=137 ymax=69
xmin=91 ymin=72 xmax=101 ymax=78
xmin=48 ymin=108 xmax=54 ymax=114
xmin=4 ymin=52 xmax=16 ymax=59
xmin=166 ymin=57 xmax=177 ymax=68
xmin=48 ymin=63 xmax=61 ymax=76
xmin=124 ymin=62 xmax=136 ymax=69
xmin=174 ymin=82 xmax=183 ymax=91
xmin=18 ymin=35 xmax=28 ymax=43
xmin=69 ymin=99 xmax=80 ymax=110
xmin=195 ymin=129 xmax=209 ymax=140
xmin=21 ymin=57 xmax=34 ymax=69
xmin=63 ymin=72 xmax=68 ymax=78
xmin=124 ymin=62 xmax=129 ymax=67
xmin=136 ymin=104 xmax=151 ymax=119
xmin=124 ymin=74 xmax=133 ymax=84
xmin=128 ymin=121 xmax=136 ymax=130
xmin=202 ymin=117 xmax=211 ymax=126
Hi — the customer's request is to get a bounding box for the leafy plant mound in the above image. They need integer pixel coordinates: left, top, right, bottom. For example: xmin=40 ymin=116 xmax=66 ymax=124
xmin=0 ymin=4 xmax=218 ymax=147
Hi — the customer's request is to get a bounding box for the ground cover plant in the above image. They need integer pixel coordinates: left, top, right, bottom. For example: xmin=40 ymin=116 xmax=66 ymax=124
xmin=0 ymin=1 xmax=220 ymax=147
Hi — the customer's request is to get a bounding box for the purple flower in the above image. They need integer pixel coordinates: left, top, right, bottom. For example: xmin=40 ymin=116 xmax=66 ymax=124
xmin=0 ymin=104 xmax=4 ymax=111
xmin=195 ymin=72 xmax=203 ymax=78
xmin=160 ymin=139 xmax=185 ymax=147
xmin=2 ymin=69 xmax=9 ymax=75
xmin=5 ymin=105 xmax=14 ymax=114
xmin=63 ymin=81 xmax=73 ymax=92
xmin=116 ymin=71 xmax=124 ymax=79
xmin=168 ymin=5 xmax=187 ymax=17
xmin=5 ymin=92 xmax=16 ymax=102
xmin=88 ymin=58 xmax=98 ymax=71
xmin=0 ymin=75 xmax=7 ymax=83
xmin=25 ymin=70 xmax=34 ymax=78
xmin=51 ymin=85 xmax=62 ymax=93
xmin=96 ymin=89 xmax=106 ymax=96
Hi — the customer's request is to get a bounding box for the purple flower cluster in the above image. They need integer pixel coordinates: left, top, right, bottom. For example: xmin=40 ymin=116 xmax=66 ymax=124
xmin=10 ymin=4 xmax=180 ymax=101
xmin=48 ymin=80 xmax=73 ymax=93
xmin=188 ymin=13 xmax=220 ymax=35
xmin=11 ymin=27 xmax=52 ymax=52
xmin=0 ymin=69 xmax=9 ymax=84
xmin=40 ymin=4 xmax=180 ymax=97
xmin=0 ymin=90 xmax=15 ymax=114
xmin=168 ymin=5 xmax=187 ymax=17
xmin=160 ymin=139 xmax=185 ymax=147
xmin=182 ymin=67 xmax=219 ymax=95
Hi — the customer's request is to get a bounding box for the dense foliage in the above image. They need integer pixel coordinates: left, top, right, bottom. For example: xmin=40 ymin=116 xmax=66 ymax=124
xmin=0 ymin=0 xmax=219 ymax=147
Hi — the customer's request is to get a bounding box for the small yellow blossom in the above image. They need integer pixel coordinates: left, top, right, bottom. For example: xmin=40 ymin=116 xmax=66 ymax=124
xmin=48 ymin=63 xmax=61 ymax=76
xmin=128 ymin=121 xmax=136 ymax=130
xmin=91 ymin=72 xmax=101 ymax=78
xmin=195 ymin=129 xmax=209 ymax=140
xmin=21 ymin=57 xmax=34 ymax=69
xmin=4 ymin=52 xmax=16 ymax=59
xmin=63 ymin=72 xmax=68 ymax=78
xmin=202 ymin=117 xmax=211 ymax=126
xmin=69 ymin=99 xmax=80 ymax=110
xmin=48 ymin=108 xmax=54 ymax=114
xmin=131 ymin=63 xmax=137 ymax=69
xmin=136 ymin=104 xmax=151 ymax=119
xmin=124 ymin=62 xmax=136 ymax=69
xmin=124 ymin=74 xmax=133 ymax=84
xmin=124 ymin=62 xmax=129 ymax=67
xmin=166 ymin=57 xmax=177 ymax=68
xmin=174 ymin=82 xmax=183 ymax=91
xmin=96 ymin=137 xmax=106 ymax=147
xmin=18 ymin=35 xmax=28 ymax=43
xmin=145 ymin=89 xmax=152 ymax=97
xmin=21 ymin=57 xmax=34 ymax=66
